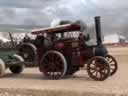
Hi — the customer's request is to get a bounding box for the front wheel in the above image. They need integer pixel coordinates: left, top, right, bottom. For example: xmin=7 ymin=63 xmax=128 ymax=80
xmin=105 ymin=54 xmax=118 ymax=76
xmin=9 ymin=54 xmax=24 ymax=74
xmin=87 ymin=56 xmax=110 ymax=81
xmin=41 ymin=50 xmax=67 ymax=79
xmin=0 ymin=59 xmax=5 ymax=77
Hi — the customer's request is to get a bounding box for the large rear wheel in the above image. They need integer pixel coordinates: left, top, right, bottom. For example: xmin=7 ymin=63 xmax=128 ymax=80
xmin=41 ymin=51 xmax=67 ymax=79
xmin=17 ymin=43 xmax=37 ymax=66
xmin=87 ymin=56 xmax=110 ymax=81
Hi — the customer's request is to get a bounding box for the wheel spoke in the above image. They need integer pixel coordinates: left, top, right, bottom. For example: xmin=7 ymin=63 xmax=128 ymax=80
xmin=109 ymin=60 xmax=114 ymax=63
xmin=99 ymin=71 xmax=105 ymax=78
xmin=95 ymin=71 xmax=98 ymax=77
xmin=91 ymin=70 xmax=97 ymax=74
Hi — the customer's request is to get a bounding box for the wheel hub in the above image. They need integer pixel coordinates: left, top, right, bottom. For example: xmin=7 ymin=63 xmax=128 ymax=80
xmin=24 ymin=53 xmax=29 ymax=58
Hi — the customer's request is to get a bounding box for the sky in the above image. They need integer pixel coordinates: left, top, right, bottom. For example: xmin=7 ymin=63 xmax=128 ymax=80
xmin=0 ymin=0 xmax=127 ymax=38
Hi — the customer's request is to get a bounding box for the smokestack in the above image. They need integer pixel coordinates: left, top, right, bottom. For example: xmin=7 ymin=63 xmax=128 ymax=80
xmin=94 ymin=16 xmax=102 ymax=46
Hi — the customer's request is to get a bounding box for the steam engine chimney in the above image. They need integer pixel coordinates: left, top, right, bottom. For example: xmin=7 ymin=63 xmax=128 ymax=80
xmin=94 ymin=16 xmax=102 ymax=46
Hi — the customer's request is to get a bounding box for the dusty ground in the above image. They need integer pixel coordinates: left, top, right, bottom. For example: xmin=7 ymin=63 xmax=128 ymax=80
xmin=0 ymin=47 xmax=128 ymax=95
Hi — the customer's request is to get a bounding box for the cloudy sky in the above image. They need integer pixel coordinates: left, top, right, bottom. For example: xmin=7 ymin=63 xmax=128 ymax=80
xmin=0 ymin=0 xmax=127 ymax=37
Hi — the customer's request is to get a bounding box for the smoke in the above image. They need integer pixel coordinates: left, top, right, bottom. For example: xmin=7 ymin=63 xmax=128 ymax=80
xmin=0 ymin=0 xmax=127 ymax=41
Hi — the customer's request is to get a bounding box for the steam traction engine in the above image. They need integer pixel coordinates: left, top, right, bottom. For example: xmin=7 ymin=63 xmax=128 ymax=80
xmin=18 ymin=16 xmax=118 ymax=81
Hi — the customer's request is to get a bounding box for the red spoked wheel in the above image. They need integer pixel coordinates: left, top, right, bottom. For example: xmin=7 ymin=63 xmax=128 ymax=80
xmin=105 ymin=54 xmax=118 ymax=76
xmin=87 ymin=56 xmax=110 ymax=81
xmin=41 ymin=51 xmax=67 ymax=79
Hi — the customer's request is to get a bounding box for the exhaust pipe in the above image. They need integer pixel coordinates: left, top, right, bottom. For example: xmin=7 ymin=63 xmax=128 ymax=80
xmin=94 ymin=16 xmax=102 ymax=46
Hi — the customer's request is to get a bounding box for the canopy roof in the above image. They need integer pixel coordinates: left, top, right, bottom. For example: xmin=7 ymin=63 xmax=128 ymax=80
xmin=31 ymin=23 xmax=81 ymax=35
